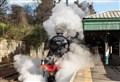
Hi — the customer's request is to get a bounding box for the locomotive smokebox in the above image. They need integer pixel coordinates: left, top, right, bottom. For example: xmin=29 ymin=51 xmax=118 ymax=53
xmin=49 ymin=33 xmax=70 ymax=57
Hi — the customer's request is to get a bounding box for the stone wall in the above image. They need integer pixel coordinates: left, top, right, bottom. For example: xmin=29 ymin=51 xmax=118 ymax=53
xmin=0 ymin=39 xmax=45 ymax=63
xmin=0 ymin=39 xmax=28 ymax=63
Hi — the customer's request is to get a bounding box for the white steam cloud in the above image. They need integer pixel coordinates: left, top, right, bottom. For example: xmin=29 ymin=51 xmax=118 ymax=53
xmin=14 ymin=55 xmax=45 ymax=82
xmin=14 ymin=1 xmax=95 ymax=82
xmin=56 ymin=43 xmax=94 ymax=82
xmin=44 ymin=2 xmax=84 ymax=39
xmin=43 ymin=1 xmax=94 ymax=82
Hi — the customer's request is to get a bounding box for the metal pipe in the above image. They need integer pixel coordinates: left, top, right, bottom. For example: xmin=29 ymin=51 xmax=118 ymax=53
xmin=66 ymin=0 xmax=68 ymax=5
xmin=77 ymin=0 xmax=79 ymax=3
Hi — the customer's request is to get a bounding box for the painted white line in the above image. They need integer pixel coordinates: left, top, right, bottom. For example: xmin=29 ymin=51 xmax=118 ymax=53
xmin=69 ymin=70 xmax=78 ymax=82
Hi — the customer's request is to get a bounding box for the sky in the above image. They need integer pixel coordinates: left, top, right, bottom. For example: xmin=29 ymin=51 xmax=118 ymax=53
xmin=86 ymin=0 xmax=120 ymax=13
xmin=61 ymin=0 xmax=120 ymax=13
xmin=8 ymin=0 xmax=120 ymax=13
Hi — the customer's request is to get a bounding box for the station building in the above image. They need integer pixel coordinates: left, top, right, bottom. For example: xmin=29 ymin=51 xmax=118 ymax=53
xmin=83 ymin=10 xmax=120 ymax=64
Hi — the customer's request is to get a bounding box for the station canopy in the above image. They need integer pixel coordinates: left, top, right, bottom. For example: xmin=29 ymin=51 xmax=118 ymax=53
xmin=83 ymin=10 xmax=120 ymax=31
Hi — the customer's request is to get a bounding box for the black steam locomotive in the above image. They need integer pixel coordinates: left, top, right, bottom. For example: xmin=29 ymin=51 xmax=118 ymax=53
xmin=40 ymin=33 xmax=70 ymax=82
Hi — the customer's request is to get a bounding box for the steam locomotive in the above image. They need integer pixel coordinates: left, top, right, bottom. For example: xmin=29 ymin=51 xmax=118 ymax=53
xmin=40 ymin=33 xmax=70 ymax=82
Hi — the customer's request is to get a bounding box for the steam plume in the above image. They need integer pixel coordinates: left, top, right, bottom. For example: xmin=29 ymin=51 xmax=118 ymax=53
xmin=43 ymin=1 xmax=94 ymax=82
xmin=56 ymin=43 xmax=94 ymax=82
xmin=43 ymin=2 xmax=84 ymax=39
xmin=14 ymin=1 xmax=95 ymax=82
xmin=14 ymin=55 xmax=45 ymax=82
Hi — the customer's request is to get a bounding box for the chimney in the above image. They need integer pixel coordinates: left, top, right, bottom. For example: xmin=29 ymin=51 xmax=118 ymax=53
xmin=58 ymin=0 xmax=61 ymax=3
xmin=77 ymin=0 xmax=79 ymax=4
xmin=89 ymin=2 xmax=96 ymax=14
xmin=66 ymin=0 xmax=68 ymax=5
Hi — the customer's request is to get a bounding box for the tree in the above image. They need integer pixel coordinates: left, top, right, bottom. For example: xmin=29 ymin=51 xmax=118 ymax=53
xmin=23 ymin=4 xmax=33 ymax=15
xmin=0 ymin=0 xmax=8 ymax=13
xmin=11 ymin=4 xmax=28 ymax=26
xmin=89 ymin=2 xmax=96 ymax=14
xmin=23 ymin=4 xmax=36 ymax=24
xmin=0 ymin=0 xmax=12 ymax=24
xmin=33 ymin=0 xmax=41 ymax=4
xmin=0 ymin=0 xmax=8 ymax=22
xmin=0 ymin=22 xmax=7 ymax=36
xmin=0 ymin=0 xmax=7 ymax=7
xmin=35 ymin=0 xmax=54 ymax=23
xmin=23 ymin=24 xmax=48 ymax=49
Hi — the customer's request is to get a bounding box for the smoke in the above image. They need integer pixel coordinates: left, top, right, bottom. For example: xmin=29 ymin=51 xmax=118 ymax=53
xmin=14 ymin=1 xmax=95 ymax=82
xmin=14 ymin=54 xmax=45 ymax=82
xmin=43 ymin=1 xmax=94 ymax=82
xmin=56 ymin=43 xmax=94 ymax=82
xmin=43 ymin=2 xmax=84 ymax=39
xmin=70 ymin=1 xmax=90 ymax=18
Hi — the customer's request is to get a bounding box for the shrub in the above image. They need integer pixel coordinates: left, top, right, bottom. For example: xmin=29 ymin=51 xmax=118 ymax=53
xmin=0 ymin=22 xmax=7 ymax=37
xmin=23 ymin=24 xmax=48 ymax=49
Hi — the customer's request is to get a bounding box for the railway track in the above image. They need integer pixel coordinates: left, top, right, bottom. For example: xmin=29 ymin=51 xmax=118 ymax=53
xmin=0 ymin=63 xmax=20 ymax=82
xmin=110 ymin=65 xmax=120 ymax=73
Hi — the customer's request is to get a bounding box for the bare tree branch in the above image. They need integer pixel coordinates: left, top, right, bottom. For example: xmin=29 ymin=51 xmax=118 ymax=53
xmin=33 ymin=0 xmax=41 ymax=4
xmin=0 ymin=0 xmax=7 ymax=7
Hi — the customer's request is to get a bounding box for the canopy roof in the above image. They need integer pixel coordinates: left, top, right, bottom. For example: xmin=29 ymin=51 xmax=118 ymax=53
xmin=83 ymin=10 xmax=120 ymax=31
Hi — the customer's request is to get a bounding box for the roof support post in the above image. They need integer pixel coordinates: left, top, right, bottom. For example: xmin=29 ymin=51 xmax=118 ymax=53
xmin=119 ymin=33 xmax=120 ymax=56
xmin=95 ymin=45 xmax=99 ymax=54
xmin=110 ymin=46 xmax=112 ymax=54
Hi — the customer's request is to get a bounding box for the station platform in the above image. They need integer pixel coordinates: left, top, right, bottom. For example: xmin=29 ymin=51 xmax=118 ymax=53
xmin=71 ymin=54 xmax=120 ymax=82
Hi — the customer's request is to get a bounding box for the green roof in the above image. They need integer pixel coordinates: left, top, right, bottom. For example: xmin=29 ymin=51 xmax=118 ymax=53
xmin=84 ymin=21 xmax=120 ymax=31
xmin=85 ymin=10 xmax=120 ymax=18
xmin=83 ymin=11 xmax=120 ymax=31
